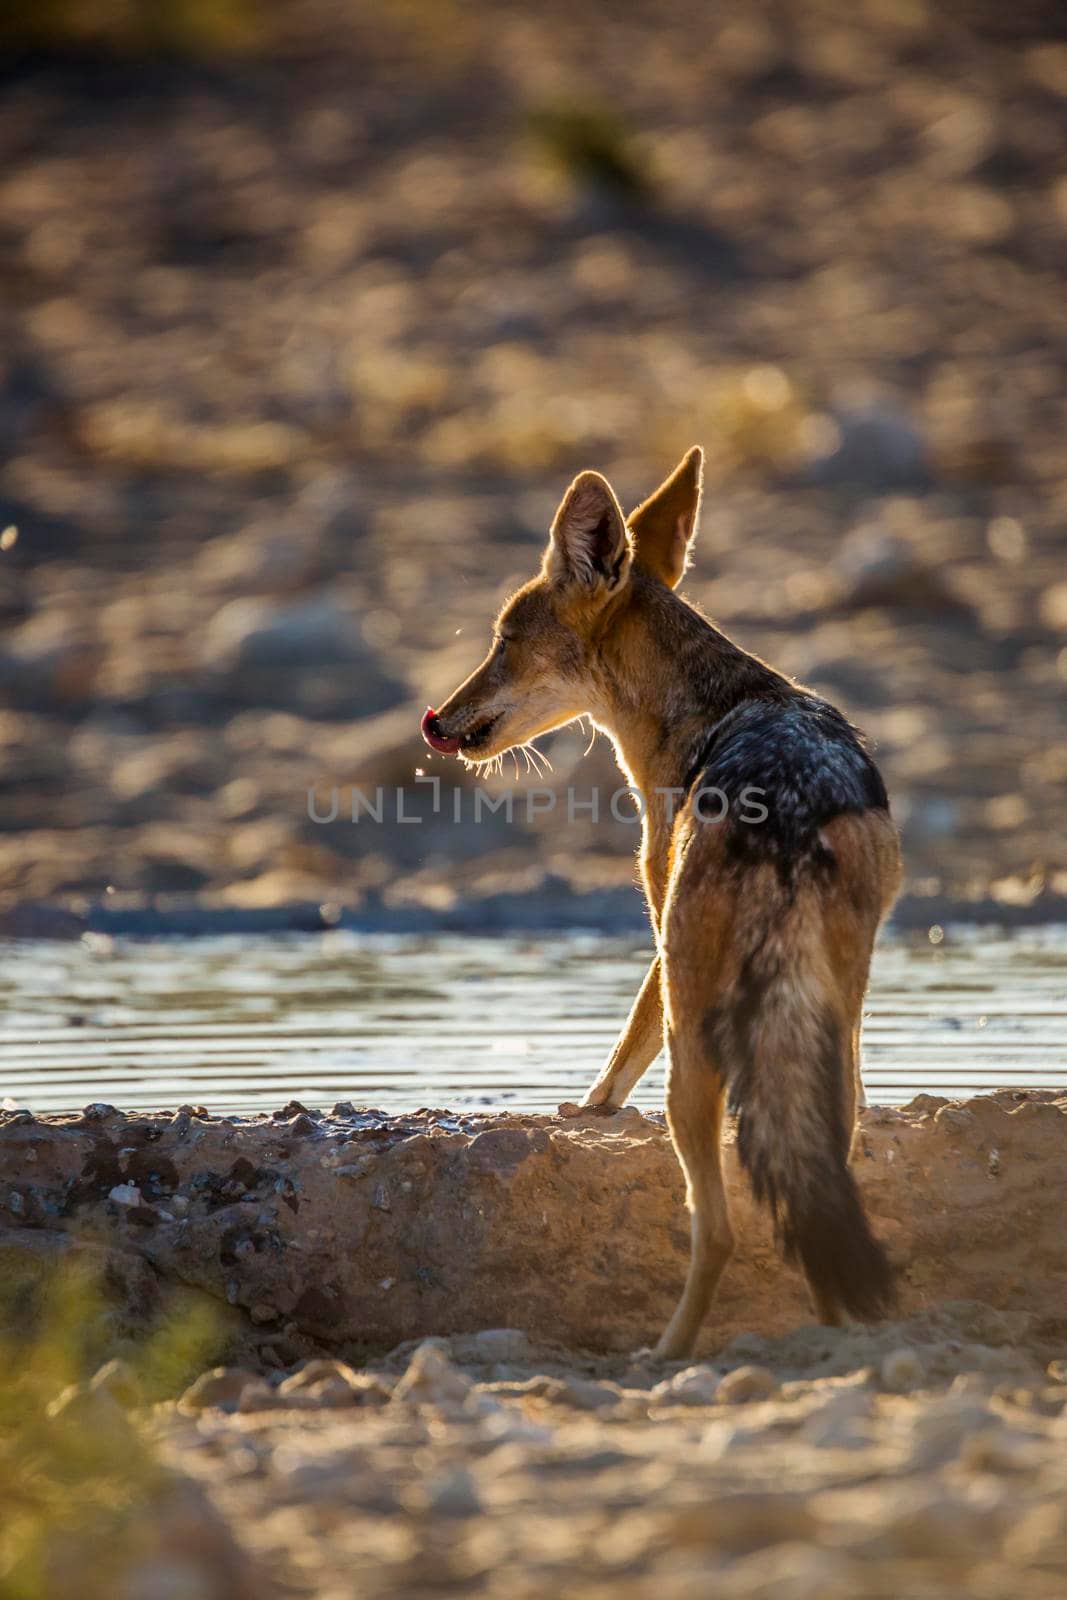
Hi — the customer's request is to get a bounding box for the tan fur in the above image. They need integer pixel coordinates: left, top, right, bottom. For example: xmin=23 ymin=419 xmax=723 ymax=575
xmin=428 ymin=450 xmax=902 ymax=1358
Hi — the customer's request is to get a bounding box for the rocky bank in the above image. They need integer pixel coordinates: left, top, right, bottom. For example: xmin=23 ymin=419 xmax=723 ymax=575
xmin=2 ymin=1090 xmax=1065 ymax=1359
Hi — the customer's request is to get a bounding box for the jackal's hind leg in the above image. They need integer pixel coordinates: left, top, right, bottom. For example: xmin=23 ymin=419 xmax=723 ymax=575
xmin=652 ymin=1014 xmax=734 ymax=1361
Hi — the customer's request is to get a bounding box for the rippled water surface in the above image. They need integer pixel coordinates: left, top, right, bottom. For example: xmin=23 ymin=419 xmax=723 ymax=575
xmin=2 ymin=929 xmax=1066 ymax=1115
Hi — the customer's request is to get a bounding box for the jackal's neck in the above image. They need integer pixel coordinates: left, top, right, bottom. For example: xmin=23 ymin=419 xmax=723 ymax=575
xmin=592 ymin=570 xmax=792 ymax=799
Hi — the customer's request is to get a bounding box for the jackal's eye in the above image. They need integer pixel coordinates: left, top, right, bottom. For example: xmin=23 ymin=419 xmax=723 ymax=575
xmin=493 ymin=635 xmax=509 ymax=660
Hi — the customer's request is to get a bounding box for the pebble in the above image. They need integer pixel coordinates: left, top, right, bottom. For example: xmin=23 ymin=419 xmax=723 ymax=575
xmin=281 ymin=1358 xmax=360 ymax=1393
xmin=498 ymin=1374 xmax=622 ymax=1411
xmin=717 ymin=1364 xmax=780 ymax=1404
xmin=552 ymin=1376 xmax=622 ymax=1411
xmin=237 ymin=1380 xmax=281 ymax=1413
xmin=651 ymin=1365 xmax=720 ymax=1406
xmin=276 ymin=1359 xmax=391 ymax=1409
xmin=880 ymin=1347 xmax=926 ymax=1393
xmin=449 ymin=1328 xmax=533 ymax=1365
xmin=83 ymin=1102 xmax=118 ymax=1121
xmin=179 ymin=1366 xmax=258 ymax=1414
xmin=391 ymin=1341 xmax=476 ymax=1413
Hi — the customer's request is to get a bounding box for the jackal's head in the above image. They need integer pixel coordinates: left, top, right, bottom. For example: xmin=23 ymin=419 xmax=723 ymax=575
xmin=421 ymin=447 xmax=703 ymax=766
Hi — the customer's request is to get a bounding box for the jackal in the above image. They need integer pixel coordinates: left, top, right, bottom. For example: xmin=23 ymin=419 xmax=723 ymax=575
xmin=421 ymin=449 xmax=901 ymax=1358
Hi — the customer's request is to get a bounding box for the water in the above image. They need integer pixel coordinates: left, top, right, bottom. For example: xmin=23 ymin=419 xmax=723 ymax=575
xmin=1 ymin=929 xmax=1066 ymax=1117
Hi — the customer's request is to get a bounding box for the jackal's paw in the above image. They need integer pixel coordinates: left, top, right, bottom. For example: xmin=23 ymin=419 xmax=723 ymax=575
xmin=578 ymin=1080 xmax=625 ymax=1113
xmin=559 ymin=1098 xmax=623 ymax=1119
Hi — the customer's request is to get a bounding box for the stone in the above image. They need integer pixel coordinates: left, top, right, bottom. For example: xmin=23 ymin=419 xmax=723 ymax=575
xmin=276 ymin=1359 xmax=389 ymax=1408
xmin=179 ymin=1366 xmax=258 ymax=1414
xmin=550 ymin=1377 xmax=622 ymax=1411
xmin=717 ymin=1364 xmax=779 ymax=1404
xmin=279 ymin=1358 xmax=360 ymax=1393
xmin=236 ymin=1379 xmax=281 ymax=1413
xmin=392 ymin=1341 xmax=475 ymax=1412
xmin=449 ymin=1328 xmax=533 ymax=1365
xmin=652 ymin=1365 xmax=720 ymax=1406
xmin=880 ymin=1347 xmax=926 ymax=1393
xmin=504 ymin=1374 xmax=622 ymax=1411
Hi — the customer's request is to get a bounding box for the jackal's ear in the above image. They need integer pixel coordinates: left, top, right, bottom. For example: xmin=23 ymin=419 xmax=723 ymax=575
xmin=545 ymin=470 xmax=631 ymax=594
xmin=627 ymin=446 xmax=703 ymax=589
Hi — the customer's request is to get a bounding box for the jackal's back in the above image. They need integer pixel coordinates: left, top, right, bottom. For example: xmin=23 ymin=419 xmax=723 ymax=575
xmin=686 ymin=692 xmax=888 ymax=866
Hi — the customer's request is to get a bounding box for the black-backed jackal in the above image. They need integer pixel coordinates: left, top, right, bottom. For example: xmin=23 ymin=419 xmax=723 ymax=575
xmin=422 ymin=450 xmax=901 ymax=1358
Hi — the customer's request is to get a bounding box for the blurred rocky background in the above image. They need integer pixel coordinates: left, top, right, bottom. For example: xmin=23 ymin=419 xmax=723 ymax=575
xmin=0 ymin=0 xmax=1065 ymax=924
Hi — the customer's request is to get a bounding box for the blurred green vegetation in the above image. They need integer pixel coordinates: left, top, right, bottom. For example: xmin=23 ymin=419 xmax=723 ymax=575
xmin=0 ymin=1252 xmax=223 ymax=1599
xmin=526 ymin=102 xmax=655 ymax=202
xmin=0 ymin=0 xmax=267 ymax=56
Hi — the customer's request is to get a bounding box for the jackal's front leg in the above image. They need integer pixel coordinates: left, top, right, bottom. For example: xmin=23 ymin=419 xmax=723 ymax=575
xmin=582 ymin=956 xmax=664 ymax=1109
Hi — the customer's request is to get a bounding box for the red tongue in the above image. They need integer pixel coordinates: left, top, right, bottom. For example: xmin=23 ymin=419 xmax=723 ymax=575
xmin=421 ymin=706 xmax=463 ymax=754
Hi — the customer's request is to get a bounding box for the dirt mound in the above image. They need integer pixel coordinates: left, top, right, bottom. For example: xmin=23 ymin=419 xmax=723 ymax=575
xmin=2 ymin=1090 xmax=1065 ymax=1361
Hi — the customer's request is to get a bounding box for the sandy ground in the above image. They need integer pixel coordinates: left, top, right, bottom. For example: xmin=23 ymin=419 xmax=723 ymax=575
xmin=152 ymin=1315 xmax=1067 ymax=1599
xmin=0 ymin=0 xmax=1066 ymax=926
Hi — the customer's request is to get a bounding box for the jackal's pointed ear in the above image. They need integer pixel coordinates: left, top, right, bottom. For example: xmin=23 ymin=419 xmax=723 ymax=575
xmin=627 ymin=446 xmax=703 ymax=589
xmin=545 ymin=470 xmax=631 ymax=594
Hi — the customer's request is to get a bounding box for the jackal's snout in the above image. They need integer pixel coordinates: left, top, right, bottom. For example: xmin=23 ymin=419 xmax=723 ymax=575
xmin=420 ymin=708 xmax=461 ymax=753
xmin=420 ymin=701 xmax=503 ymax=757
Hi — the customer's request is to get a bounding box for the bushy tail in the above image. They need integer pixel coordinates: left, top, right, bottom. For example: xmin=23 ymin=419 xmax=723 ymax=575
xmin=705 ymin=929 xmax=894 ymax=1321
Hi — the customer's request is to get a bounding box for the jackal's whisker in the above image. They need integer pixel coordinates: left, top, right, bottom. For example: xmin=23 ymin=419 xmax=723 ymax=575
xmin=521 ymin=742 xmax=552 ymax=779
